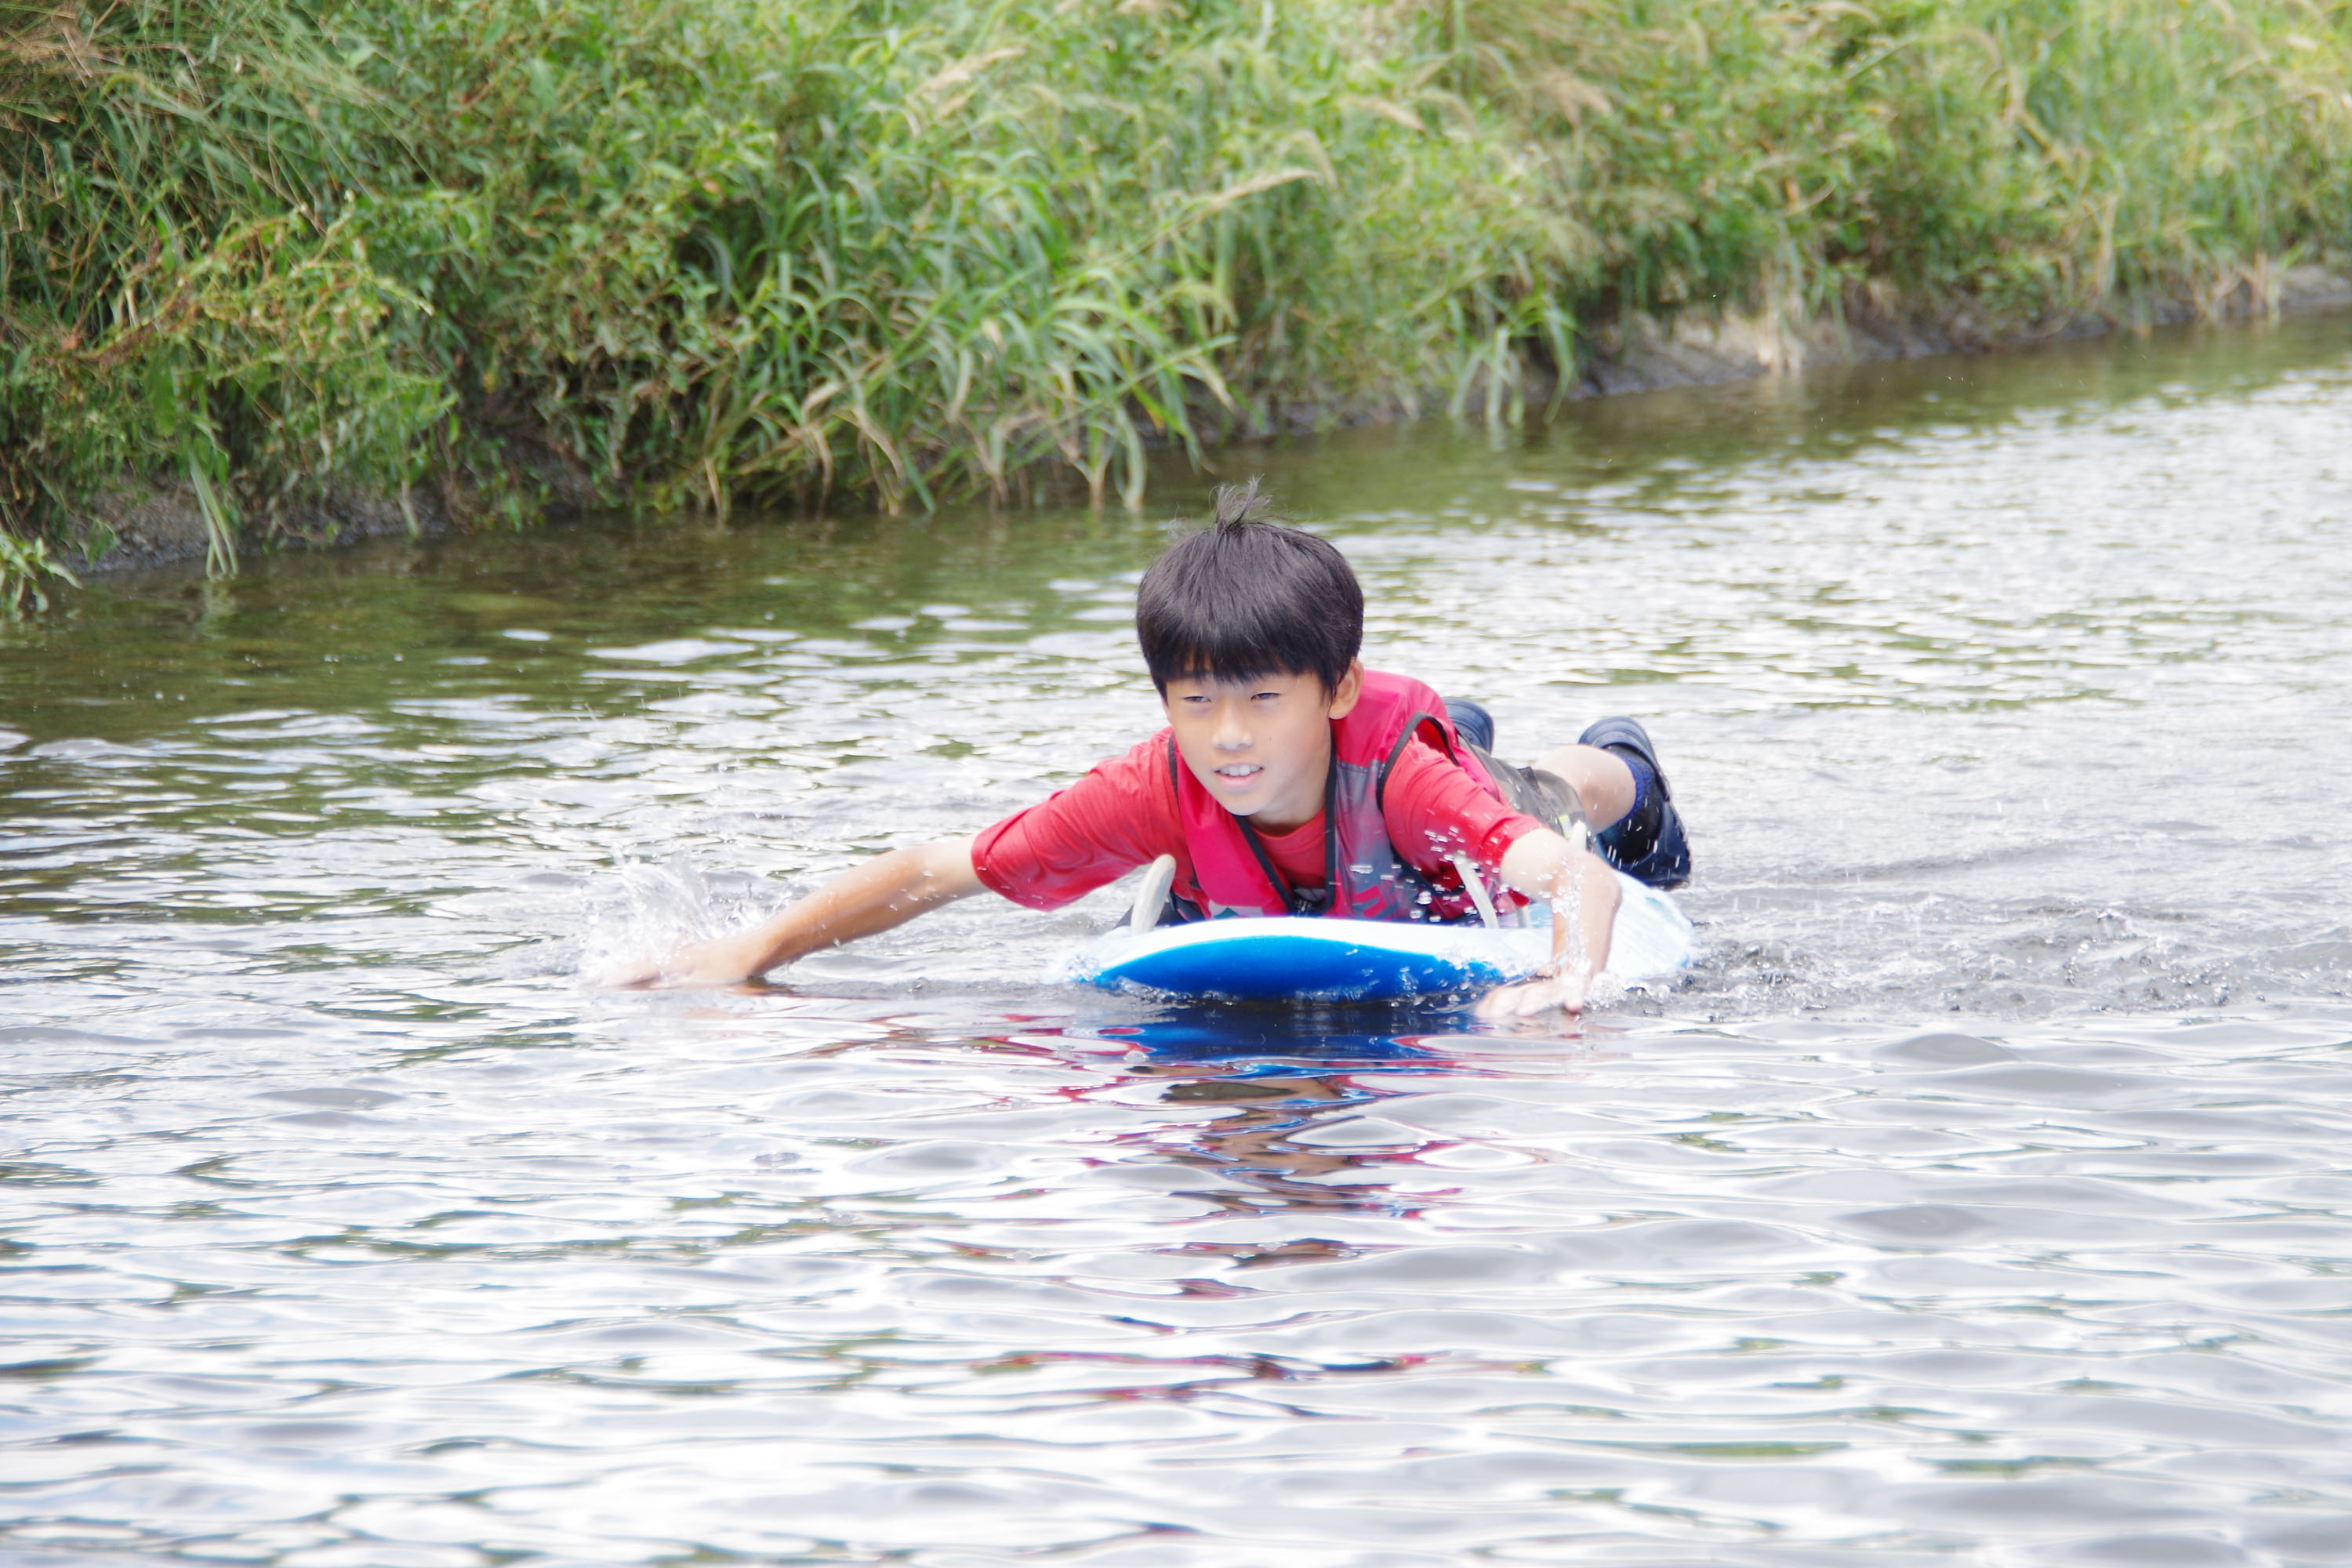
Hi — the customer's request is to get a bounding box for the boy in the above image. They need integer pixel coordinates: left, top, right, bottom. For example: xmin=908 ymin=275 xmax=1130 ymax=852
xmin=629 ymin=483 xmax=1690 ymax=1016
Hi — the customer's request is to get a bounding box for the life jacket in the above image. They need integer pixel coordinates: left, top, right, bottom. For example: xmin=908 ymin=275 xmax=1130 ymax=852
xmin=1163 ymin=669 xmax=1512 ymax=924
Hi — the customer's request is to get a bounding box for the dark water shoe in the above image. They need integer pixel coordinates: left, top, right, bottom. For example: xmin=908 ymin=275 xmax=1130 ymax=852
xmin=1443 ymin=697 xmax=1496 ymax=754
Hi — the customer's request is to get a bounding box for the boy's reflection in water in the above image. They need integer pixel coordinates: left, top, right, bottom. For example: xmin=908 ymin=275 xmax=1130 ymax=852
xmin=1058 ymin=1010 xmax=1500 ymax=1217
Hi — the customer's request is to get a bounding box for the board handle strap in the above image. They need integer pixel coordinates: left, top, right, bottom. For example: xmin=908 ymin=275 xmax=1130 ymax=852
xmin=1448 ymin=851 xmax=1501 ymax=930
xmin=1129 ymin=855 xmax=1177 ymax=934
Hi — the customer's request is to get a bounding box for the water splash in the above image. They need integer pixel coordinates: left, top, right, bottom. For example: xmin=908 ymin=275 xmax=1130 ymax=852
xmin=574 ymin=851 xmax=746 ymax=985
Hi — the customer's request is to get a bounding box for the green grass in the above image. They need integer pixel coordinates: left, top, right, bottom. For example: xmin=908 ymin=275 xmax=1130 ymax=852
xmin=5 ymin=0 xmax=2350 ymax=600
xmin=1457 ymin=0 xmax=2352 ymax=314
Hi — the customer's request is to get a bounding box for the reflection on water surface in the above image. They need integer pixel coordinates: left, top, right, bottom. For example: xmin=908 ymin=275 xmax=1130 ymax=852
xmin=4 ymin=318 xmax=2351 ymax=1563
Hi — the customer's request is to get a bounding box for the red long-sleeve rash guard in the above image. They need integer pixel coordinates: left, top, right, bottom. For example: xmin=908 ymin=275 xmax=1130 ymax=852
xmin=971 ymin=732 xmax=1545 ymax=912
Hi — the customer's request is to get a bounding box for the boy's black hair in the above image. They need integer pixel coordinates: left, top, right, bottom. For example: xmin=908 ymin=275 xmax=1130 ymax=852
xmin=1135 ymin=479 xmax=1363 ymax=693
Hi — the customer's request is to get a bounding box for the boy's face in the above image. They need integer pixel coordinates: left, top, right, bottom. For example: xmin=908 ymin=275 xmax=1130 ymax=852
xmin=1161 ymin=661 xmax=1364 ymax=833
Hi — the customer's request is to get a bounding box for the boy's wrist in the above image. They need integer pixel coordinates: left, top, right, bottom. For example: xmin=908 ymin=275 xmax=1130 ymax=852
xmin=721 ymin=925 xmax=791 ymax=981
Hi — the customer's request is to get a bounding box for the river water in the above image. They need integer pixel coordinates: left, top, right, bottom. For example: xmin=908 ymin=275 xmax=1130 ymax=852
xmin=5 ymin=317 xmax=2351 ymax=1565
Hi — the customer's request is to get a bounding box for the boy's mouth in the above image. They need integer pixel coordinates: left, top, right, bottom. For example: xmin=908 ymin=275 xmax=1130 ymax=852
xmin=1214 ymin=763 xmax=1262 ymax=782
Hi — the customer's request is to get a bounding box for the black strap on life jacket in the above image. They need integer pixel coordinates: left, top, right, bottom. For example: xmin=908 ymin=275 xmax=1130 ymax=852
xmin=1374 ymin=710 xmax=1457 ymax=812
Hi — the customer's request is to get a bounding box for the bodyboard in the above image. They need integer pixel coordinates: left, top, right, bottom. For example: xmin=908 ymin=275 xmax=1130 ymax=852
xmin=1064 ymin=869 xmax=1693 ymax=1002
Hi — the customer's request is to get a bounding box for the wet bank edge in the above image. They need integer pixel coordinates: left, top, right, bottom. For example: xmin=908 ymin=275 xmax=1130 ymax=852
xmin=56 ymin=266 xmax=2352 ymax=580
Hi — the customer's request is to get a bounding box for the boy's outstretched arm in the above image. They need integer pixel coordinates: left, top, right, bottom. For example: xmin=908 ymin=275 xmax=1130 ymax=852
xmin=614 ymin=837 xmax=983 ymax=988
xmin=1475 ymin=828 xmax=1621 ymax=1019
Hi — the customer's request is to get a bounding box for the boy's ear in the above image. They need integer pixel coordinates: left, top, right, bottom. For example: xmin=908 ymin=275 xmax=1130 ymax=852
xmin=1325 ymin=659 xmax=1365 ymax=718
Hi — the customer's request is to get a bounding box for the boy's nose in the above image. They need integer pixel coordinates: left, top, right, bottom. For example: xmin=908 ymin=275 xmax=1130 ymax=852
xmin=1213 ymin=705 xmax=1252 ymax=749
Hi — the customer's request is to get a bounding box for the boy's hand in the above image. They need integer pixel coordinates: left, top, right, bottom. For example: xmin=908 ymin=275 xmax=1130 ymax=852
xmin=594 ymin=837 xmax=985 ymax=992
xmin=1494 ymin=833 xmax=1618 ymax=1021
xmin=601 ymin=933 xmax=769 ymax=990
xmin=1475 ymin=969 xmax=1590 ymax=1020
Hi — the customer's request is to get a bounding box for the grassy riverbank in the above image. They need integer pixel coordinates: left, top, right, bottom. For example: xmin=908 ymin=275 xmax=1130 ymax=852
xmin=5 ymin=0 xmax=2350 ymax=596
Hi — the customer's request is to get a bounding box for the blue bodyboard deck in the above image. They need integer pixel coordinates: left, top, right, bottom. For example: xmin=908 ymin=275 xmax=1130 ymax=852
xmin=1063 ymin=870 xmax=1693 ymax=1002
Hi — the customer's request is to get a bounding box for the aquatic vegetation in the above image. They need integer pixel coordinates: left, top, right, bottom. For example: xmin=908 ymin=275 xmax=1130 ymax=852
xmin=4 ymin=0 xmax=2349 ymax=577
xmin=0 ymin=530 xmax=75 ymax=614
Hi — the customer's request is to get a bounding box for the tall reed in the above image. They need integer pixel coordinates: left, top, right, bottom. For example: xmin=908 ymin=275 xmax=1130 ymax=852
xmin=2 ymin=0 xmax=447 ymax=550
xmin=5 ymin=0 xmax=2349 ymax=603
xmin=1441 ymin=0 xmax=2352 ymax=316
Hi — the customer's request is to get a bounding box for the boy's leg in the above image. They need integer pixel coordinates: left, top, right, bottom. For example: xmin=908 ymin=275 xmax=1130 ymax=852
xmin=1536 ymin=717 xmax=1690 ymax=888
xmin=1527 ymin=742 xmax=1638 ymax=829
xmin=1453 ymin=700 xmax=1692 ymax=887
xmin=1543 ymin=719 xmax=1693 ymax=888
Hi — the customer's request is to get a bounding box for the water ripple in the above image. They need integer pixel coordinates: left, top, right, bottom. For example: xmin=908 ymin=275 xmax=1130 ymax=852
xmin=5 ymin=321 xmax=2352 ymax=1562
